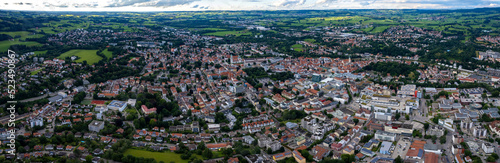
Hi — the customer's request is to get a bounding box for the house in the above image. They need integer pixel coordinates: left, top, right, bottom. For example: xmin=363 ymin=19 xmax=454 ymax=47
xmin=93 ymin=149 xmax=104 ymax=155
xmin=45 ymin=145 xmax=54 ymax=151
xmin=311 ymin=145 xmax=330 ymax=162
xmin=406 ymin=149 xmax=424 ymax=159
xmin=360 ymin=148 xmax=375 ymax=157
xmin=425 ymin=152 xmax=439 ymax=163
xmin=293 ymin=150 xmax=306 ymax=163
xmin=206 ymin=143 xmax=230 ymax=150
xmin=455 ymin=154 xmax=464 ymax=163
xmin=228 ymin=157 xmax=239 ymax=163
xmin=272 ymin=151 xmax=292 ymax=161
xmin=452 ymin=144 xmax=464 ymax=155
xmin=242 ymin=135 xmax=255 ymax=144
xmin=141 ymin=105 xmax=157 ymax=114
xmin=267 ymin=141 xmax=282 ymax=152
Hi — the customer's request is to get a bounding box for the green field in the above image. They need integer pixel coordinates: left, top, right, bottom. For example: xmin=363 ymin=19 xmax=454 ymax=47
xmin=31 ymin=68 xmax=44 ymax=75
xmin=291 ymin=44 xmax=304 ymax=52
xmin=34 ymin=50 xmax=48 ymax=56
xmin=204 ymin=30 xmax=251 ymax=36
xmin=304 ymin=39 xmax=316 ymax=43
xmin=0 ymin=40 xmax=41 ymax=52
xmin=81 ymin=99 xmax=92 ymax=105
xmin=103 ymin=49 xmax=113 ymax=59
xmin=0 ymin=31 xmax=44 ymax=40
xmin=57 ymin=49 xmax=102 ymax=65
xmin=124 ymin=149 xmax=203 ymax=163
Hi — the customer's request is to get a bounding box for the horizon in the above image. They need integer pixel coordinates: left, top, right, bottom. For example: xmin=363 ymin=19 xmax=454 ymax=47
xmin=1 ymin=0 xmax=499 ymax=12
xmin=2 ymin=7 xmax=500 ymax=13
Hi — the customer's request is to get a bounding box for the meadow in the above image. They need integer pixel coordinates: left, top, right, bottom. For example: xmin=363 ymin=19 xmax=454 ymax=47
xmin=124 ymin=149 xmax=203 ymax=163
xmin=0 ymin=40 xmax=41 ymax=52
xmin=57 ymin=49 xmax=102 ymax=65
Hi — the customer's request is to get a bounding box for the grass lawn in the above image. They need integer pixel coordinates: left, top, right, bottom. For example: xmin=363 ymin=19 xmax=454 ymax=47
xmin=125 ymin=108 xmax=137 ymax=114
xmin=30 ymin=68 xmax=44 ymax=75
xmin=34 ymin=50 xmax=48 ymax=56
xmin=291 ymin=44 xmax=304 ymax=52
xmin=0 ymin=40 xmax=41 ymax=52
xmin=81 ymin=100 xmax=92 ymax=105
xmin=304 ymin=39 xmax=316 ymax=43
xmin=124 ymin=149 xmax=203 ymax=163
xmin=57 ymin=49 xmax=102 ymax=65
xmin=102 ymin=49 xmax=113 ymax=59
xmin=0 ymin=31 xmax=44 ymax=40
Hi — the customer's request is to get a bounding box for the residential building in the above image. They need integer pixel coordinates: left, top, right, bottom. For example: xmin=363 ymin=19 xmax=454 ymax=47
xmin=482 ymin=143 xmax=494 ymax=154
xmin=88 ymin=121 xmax=104 ymax=132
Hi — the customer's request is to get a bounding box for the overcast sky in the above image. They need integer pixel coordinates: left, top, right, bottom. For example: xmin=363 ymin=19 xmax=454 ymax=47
xmin=1 ymin=0 xmax=499 ymax=11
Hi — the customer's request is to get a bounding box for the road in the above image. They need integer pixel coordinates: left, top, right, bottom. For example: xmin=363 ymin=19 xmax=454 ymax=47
xmin=19 ymin=94 xmax=49 ymax=102
xmin=0 ymin=113 xmax=30 ymax=124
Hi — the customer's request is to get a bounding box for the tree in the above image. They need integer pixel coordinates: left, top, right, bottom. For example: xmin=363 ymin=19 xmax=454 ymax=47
xmin=439 ymin=136 xmax=446 ymax=144
xmin=395 ymin=112 xmax=401 ymax=120
xmin=465 ymin=150 xmax=472 ymax=157
xmin=85 ymin=155 xmax=93 ymax=163
xmin=492 ymin=91 xmax=499 ymax=97
xmin=424 ymin=123 xmax=430 ymax=131
xmin=202 ymin=148 xmax=213 ymax=159
xmin=353 ymin=119 xmax=359 ymax=125
xmin=405 ymin=114 xmax=410 ymax=120
xmin=395 ymin=155 xmax=403 ymax=163
xmin=267 ymin=148 xmax=273 ymax=154
xmin=340 ymin=154 xmax=355 ymax=163
xmin=431 ymin=135 xmax=437 ymax=143
xmin=73 ymin=149 xmax=82 ymax=157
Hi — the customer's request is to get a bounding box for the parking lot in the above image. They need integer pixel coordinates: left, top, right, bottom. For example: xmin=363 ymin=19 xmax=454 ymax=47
xmin=391 ymin=138 xmax=410 ymax=159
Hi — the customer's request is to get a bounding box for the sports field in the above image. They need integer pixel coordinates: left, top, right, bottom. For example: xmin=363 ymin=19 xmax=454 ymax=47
xmin=291 ymin=44 xmax=304 ymax=52
xmin=57 ymin=49 xmax=102 ymax=65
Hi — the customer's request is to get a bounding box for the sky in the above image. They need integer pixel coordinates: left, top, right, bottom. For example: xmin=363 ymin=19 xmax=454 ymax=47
xmin=0 ymin=0 xmax=499 ymax=11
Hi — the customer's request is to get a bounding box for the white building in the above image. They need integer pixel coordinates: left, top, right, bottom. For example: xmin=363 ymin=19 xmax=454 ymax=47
xmin=482 ymin=143 xmax=494 ymax=154
xmin=88 ymin=120 xmax=104 ymax=132
xmin=374 ymin=130 xmax=397 ymax=141
xmin=438 ymin=118 xmax=455 ymax=132
xmin=107 ymin=100 xmax=127 ymax=112
xmin=30 ymin=118 xmax=44 ymax=128
xmin=473 ymin=126 xmax=488 ymax=138
xmin=374 ymin=112 xmax=392 ymax=121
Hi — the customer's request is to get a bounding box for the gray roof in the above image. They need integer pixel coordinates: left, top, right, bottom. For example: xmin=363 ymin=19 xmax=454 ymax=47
xmin=424 ymin=144 xmax=439 ymax=150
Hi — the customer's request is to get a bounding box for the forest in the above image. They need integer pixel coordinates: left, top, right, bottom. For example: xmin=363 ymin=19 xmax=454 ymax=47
xmin=362 ymin=61 xmax=420 ymax=79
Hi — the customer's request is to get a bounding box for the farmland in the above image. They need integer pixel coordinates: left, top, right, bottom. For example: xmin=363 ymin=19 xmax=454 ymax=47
xmin=204 ymin=30 xmax=251 ymax=36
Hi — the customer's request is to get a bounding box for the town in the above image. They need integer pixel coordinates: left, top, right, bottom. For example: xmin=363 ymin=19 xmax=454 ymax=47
xmin=1 ymin=9 xmax=500 ymax=163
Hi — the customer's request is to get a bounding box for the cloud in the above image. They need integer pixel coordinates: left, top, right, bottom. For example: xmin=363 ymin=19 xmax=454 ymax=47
xmin=274 ymin=0 xmax=306 ymax=7
xmin=359 ymin=0 xmax=376 ymax=5
xmin=315 ymin=0 xmax=375 ymax=6
xmin=1 ymin=0 xmax=500 ymax=11
xmin=106 ymin=0 xmax=149 ymax=7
